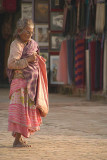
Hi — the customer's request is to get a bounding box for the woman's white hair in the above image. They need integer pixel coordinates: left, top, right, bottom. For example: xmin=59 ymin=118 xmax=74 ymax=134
xmin=14 ymin=18 xmax=34 ymax=38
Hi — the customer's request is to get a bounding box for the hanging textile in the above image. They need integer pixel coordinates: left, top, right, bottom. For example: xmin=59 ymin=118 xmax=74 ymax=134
xmin=63 ymin=6 xmax=68 ymax=33
xmin=84 ymin=3 xmax=90 ymax=31
xmin=95 ymin=0 xmax=105 ymax=33
xmin=100 ymin=38 xmax=104 ymax=90
xmin=57 ymin=40 xmax=68 ymax=84
xmin=90 ymin=40 xmax=96 ymax=91
xmin=105 ymin=1 xmax=107 ymax=38
xmin=66 ymin=39 xmax=75 ymax=84
xmin=88 ymin=3 xmax=96 ymax=34
xmin=75 ymin=38 xmax=85 ymax=88
xmin=63 ymin=8 xmax=71 ymax=36
xmin=95 ymin=40 xmax=101 ymax=90
xmin=76 ymin=1 xmax=80 ymax=33
xmin=103 ymin=39 xmax=107 ymax=95
xmin=79 ymin=0 xmax=85 ymax=31
xmin=69 ymin=5 xmax=77 ymax=36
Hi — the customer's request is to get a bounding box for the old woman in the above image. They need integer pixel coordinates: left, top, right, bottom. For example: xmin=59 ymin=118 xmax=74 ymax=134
xmin=7 ymin=18 xmax=48 ymax=147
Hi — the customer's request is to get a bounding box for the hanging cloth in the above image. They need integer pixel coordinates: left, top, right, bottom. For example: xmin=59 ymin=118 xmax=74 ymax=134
xmin=95 ymin=40 xmax=101 ymax=91
xmin=76 ymin=1 xmax=80 ymax=33
xmin=57 ymin=40 xmax=68 ymax=84
xmin=75 ymin=38 xmax=85 ymax=88
xmin=100 ymin=37 xmax=104 ymax=90
xmin=95 ymin=1 xmax=105 ymax=33
xmin=88 ymin=3 xmax=96 ymax=34
xmin=66 ymin=39 xmax=75 ymax=84
xmin=103 ymin=39 xmax=107 ymax=95
xmin=69 ymin=5 xmax=77 ymax=36
xmin=63 ymin=6 xmax=68 ymax=33
xmin=79 ymin=0 xmax=85 ymax=31
xmin=90 ymin=40 xmax=96 ymax=91
xmin=105 ymin=1 xmax=107 ymax=38
xmin=63 ymin=8 xmax=71 ymax=36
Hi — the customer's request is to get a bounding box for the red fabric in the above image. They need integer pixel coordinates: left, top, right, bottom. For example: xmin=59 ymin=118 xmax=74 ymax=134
xmin=36 ymin=55 xmax=49 ymax=117
xmin=75 ymin=39 xmax=85 ymax=88
xmin=8 ymin=104 xmax=41 ymax=138
xmin=8 ymin=79 xmax=42 ymax=138
xmin=3 ymin=0 xmax=16 ymax=12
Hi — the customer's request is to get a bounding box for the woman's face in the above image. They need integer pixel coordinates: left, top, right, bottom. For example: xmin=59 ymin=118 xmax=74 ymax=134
xmin=18 ymin=25 xmax=34 ymax=43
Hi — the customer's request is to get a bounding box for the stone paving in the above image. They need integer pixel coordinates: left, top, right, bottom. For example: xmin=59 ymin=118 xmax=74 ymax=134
xmin=0 ymin=88 xmax=107 ymax=160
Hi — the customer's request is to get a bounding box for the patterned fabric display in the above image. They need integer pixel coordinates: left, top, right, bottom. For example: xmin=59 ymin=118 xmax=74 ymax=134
xmin=75 ymin=39 xmax=85 ymax=88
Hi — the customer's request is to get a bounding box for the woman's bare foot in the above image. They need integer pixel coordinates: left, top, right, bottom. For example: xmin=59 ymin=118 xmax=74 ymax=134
xmin=20 ymin=137 xmax=27 ymax=144
xmin=13 ymin=140 xmax=31 ymax=147
xmin=13 ymin=132 xmax=31 ymax=147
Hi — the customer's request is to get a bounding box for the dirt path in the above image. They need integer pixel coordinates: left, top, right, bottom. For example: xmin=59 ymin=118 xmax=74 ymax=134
xmin=0 ymin=89 xmax=107 ymax=160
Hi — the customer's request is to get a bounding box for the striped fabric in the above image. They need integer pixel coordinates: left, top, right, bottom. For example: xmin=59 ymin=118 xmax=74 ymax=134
xmin=8 ymin=78 xmax=42 ymax=138
xmin=75 ymin=39 xmax=85 ymax=88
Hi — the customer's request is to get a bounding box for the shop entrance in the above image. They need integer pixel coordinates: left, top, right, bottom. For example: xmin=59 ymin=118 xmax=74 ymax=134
xmin=0 ymin=0 xmax=21 ymax=87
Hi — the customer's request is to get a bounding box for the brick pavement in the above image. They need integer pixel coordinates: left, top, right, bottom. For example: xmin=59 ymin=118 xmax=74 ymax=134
xmin=0 ymin=88 xmax=107 ymax=160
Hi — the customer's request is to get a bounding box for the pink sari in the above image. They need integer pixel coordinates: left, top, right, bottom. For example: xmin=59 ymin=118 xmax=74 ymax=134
xmin=8 ymin=78 xmax=42 ymax=138
xmin=8 ymin=39 xmax=48 ymax=138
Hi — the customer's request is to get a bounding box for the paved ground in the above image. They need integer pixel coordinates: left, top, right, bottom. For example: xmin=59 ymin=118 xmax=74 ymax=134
xmin=0 ymin=88 xmax=107 ymax=160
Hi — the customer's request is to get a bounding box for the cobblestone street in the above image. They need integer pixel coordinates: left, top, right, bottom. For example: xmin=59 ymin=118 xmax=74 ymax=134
xmin=0 ymin=88 xmax=107 ymax=160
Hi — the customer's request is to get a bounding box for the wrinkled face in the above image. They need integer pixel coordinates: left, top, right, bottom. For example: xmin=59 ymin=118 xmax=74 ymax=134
xmin=18 ymin=25 xmax=34 ymax=43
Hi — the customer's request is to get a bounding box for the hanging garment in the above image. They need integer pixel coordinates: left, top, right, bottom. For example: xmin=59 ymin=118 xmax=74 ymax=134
xmin=88 ymin=3 xmax=96 ymax=34
xmin=95 ymin=40 xmax=101 ymax=91
xmin=69 ymin=5 xmax=77 ymax=36
xmin=105 ymin=2 xmax=107 ymax=38
xmin=79 ymin=1 xmax=85 ymax=31
xmin=90 ymin=40 xmax=96 ymax=91
xmin=95 ymin=1 xmax=105 ymax=33
xmin=66 ymin=39 xmax=75 ymax=84
xmin=63 ymin=8 xmax=71 ymax=36
xmin=103 ymin=39 xmax=107 ymax=95
xmin=75 ymin=38 xmax=85 ymax=88
xmin=63 ymin=6 xmax=68 ymax=32
xmin=100 ymin=39 xmax=104 ymax=90
xmin=76 ymin=1 xmax=80 ymax=33
xmin=57 ymin=40 xmax=68 ymax=84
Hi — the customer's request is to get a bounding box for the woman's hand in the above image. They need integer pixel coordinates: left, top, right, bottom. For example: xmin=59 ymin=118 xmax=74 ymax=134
xmin=26 ymin=52 xmax=37 ymax=63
